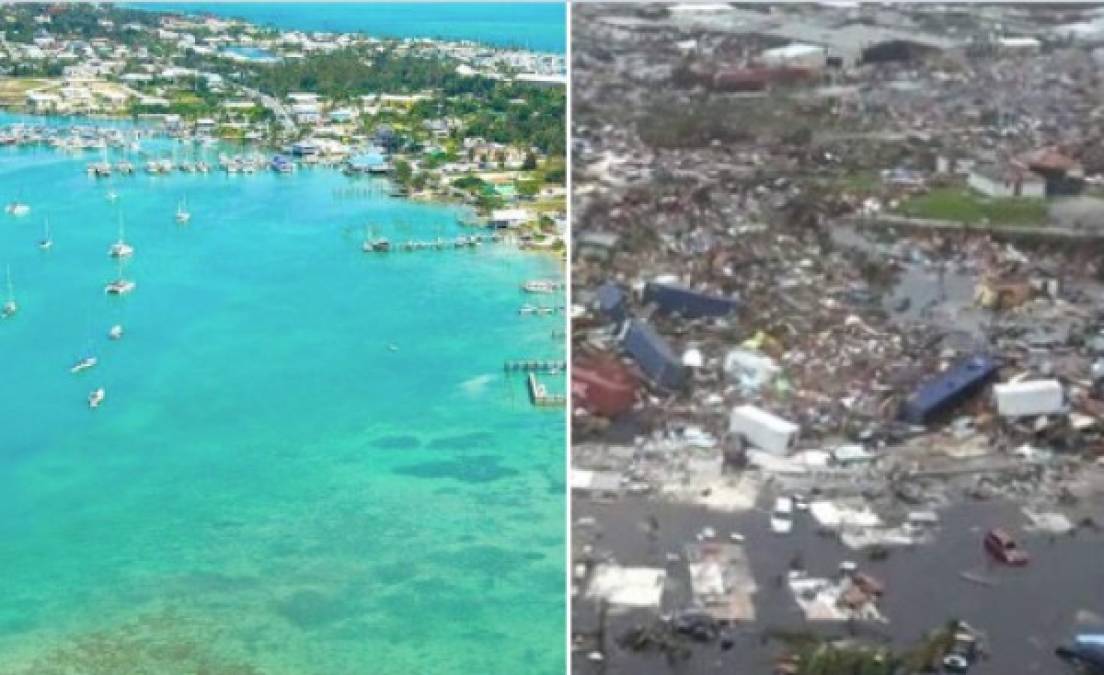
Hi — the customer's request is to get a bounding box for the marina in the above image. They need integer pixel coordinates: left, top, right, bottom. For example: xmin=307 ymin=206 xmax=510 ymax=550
xmin=0 ymin=0 xmax=566 ymax=671
xmin=0 ymin=110 xmax=565 ymax=675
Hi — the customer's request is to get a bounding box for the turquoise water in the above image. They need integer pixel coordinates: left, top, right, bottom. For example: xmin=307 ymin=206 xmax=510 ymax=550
xmin=129 ymin=2 xmax=567 ymax=54
xmin=0 ymin=117 xmax=565 ymax=674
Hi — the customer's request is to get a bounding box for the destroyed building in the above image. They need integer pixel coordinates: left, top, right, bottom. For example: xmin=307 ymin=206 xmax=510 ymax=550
xmin=571 ymin=4 xmax=1104 ymax=674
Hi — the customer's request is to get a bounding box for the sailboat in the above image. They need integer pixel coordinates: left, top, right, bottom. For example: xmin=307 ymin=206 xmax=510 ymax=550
xmin=175 ymin=197 xmax=191 ymax=224
xmin=106 ymin=189 xmax=118 ymax=202
xmin=88 ymin=387 xmax=105 ymax=409
xmin=2 ymin=266 xmax=17 ymax=318
xmin=38 ymin=218 xmax=53 ymax=250
xmin=362 ymin=225 xmax=390 ymax=252
xmin=104 ymin=259 xmax=135 ymax=295
xmin=70 ymin=355 xmax=98 ymax=374
xmin=108 ymin=324 xmax=124 ymax=340
xmin=108 ymin=216 xmax=134 ymax=258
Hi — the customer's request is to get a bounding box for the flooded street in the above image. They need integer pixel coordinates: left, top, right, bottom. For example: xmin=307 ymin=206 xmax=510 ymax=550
xmin=574 ymin=495 xmax=1104 ymax=674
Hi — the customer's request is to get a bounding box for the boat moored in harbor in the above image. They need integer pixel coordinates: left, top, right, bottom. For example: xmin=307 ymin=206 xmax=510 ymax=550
xmin=39 ymin=218 xmax=52 ymax=250
xmin=2 ymin=266 xmax=17 ymax=318
xmin=271 ymin=155 xmax=295 ymax=173
xmin=105 ymin=278 xmax=136 ymax=295
xmin=175 ymin=198 xmax=191 ymax=224
xmin=108 ymin=217 xmax=134 ymax=258
xmin=364 ymin=237 xmax=391 ymax=252
xmin=71 ymin=356 xmax=98 ymax=374
xmin=105 ymin=259 xmax=136 ymax=295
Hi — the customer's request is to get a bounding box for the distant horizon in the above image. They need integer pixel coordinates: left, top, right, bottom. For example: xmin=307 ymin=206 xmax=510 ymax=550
xmin=124 ymin=2 xmax=567 ymax=54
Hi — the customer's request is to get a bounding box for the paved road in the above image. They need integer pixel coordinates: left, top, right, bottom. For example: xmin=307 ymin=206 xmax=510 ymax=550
xmin=236 ymin=84 xmax=296 ymax=132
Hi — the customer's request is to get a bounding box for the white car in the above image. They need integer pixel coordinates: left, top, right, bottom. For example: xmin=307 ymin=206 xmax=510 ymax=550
xmin=770 ymin=496 xmax=794 ymax=534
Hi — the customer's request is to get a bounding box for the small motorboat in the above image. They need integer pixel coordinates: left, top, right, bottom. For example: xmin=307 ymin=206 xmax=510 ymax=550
xmin=71 ymin=356 xmax=98 ymax=374
xmin=108 ymin=324 xmax=124 ymax=340
xmin=88 ymin=387 xmax=105 ymax=409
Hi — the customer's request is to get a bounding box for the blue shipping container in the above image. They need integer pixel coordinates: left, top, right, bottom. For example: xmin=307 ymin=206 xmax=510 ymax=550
xmin=643 ymin=282 xmax=738 ymax=319
xmin=596 ymin=282 xmax=627 ymax=324
xmin=622 ymin=319 xmax=686 ymax=390
xmin=900 ymin=354 xmax=999 ymax=424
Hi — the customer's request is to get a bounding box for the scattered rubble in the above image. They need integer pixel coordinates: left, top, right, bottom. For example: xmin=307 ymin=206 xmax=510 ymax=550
xmin=572 ymin=3 xmax=1104 ymax=673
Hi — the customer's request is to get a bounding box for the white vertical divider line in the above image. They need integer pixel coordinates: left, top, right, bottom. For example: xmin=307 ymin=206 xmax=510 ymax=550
xmin=563 ymin=0 xmax=574 ymax=671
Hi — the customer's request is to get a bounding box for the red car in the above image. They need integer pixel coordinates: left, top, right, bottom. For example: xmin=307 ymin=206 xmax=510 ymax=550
xmin=984 ymin=528 xmax=1029 ymax=565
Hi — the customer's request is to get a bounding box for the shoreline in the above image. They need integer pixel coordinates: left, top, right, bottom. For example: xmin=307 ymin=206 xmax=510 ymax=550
xmin=1 ymin=111 xmax=565 ymax=256
xmin=122 ymin=1 xmax=567 ymax=57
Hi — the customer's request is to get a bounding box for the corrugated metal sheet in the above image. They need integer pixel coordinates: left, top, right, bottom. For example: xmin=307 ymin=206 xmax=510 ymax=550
xmin=643 ymin=282 xmax=738 ymax=319
xmin=900 ymin=354 xmax=999 ymax=424
xmin=622 ymin=320 xmax=686 ymax=390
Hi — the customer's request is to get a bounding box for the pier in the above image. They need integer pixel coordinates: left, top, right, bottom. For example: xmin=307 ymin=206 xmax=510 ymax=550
xmin=365 ymin=235 xmax=499 ymax=254
xmin=527 ymin=373 xmax=566 ymax=407
xmin=504 ymin=359 xmax=565 ymax=373
xmin=518 ymin=304 xmax=565 ymax=316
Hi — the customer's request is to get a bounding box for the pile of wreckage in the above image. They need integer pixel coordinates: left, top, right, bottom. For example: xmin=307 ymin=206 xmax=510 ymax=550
xmin=573 ymin=160 xmax=1104 ymax=514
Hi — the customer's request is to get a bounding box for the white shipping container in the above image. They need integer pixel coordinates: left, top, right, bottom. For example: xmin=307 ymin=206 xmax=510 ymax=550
xmin=760 ymin=43 xmax=827 ymax=70
xmin=994 ymin=379 xmax=1064 ymax=417
xmin=729 ymin=404 xmax=799 ymax=455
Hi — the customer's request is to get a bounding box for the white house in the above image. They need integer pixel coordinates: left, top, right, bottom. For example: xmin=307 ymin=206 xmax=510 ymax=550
xmin=967 ymin=162 xmax=1045 ymax=198
xmin=287 ymin=92 xmax=320 ymax=104
xmin=489 ymin=208 xmax=534 ymax=229
xmin=26 ymin=91 xmax=60 ymax=113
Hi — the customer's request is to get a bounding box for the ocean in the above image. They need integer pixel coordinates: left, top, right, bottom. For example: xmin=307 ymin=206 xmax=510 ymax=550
xmin=0 ymin=115 xmax=565 ymax=674
xmin=127 ymin=2 xmax=567 ymax=54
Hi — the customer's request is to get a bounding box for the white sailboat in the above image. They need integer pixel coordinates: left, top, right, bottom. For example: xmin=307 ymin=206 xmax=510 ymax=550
xmin=38 ymin=218 xmax=53 ymax=250
xmin=88 ymin=387 xmax=105 ymax=409
xmin=175 ymin=197 xmax=191 ymax=224
xmin=104 ymin=259 xmax=135 ymax=295
xmin=108 ymin=216 xmax=134 ymax=258
xmin=108 ymin=324 xmax=124 ymax=340
xmin=70 ymin=355 xmax=98 ymax=374
xmin=2 ymin=266 xmax=17 ymax=318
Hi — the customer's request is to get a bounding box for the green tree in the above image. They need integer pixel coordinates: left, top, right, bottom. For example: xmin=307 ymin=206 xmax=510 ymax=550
xmin=393 ymin=159 xmax=412 ymax=185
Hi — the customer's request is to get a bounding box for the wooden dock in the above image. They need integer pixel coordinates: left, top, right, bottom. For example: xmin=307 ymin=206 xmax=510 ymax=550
xmin=527 ymin=373 xmax=566 ymax=407
xmin=504 ymin=359 xmax=566 ymax=373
